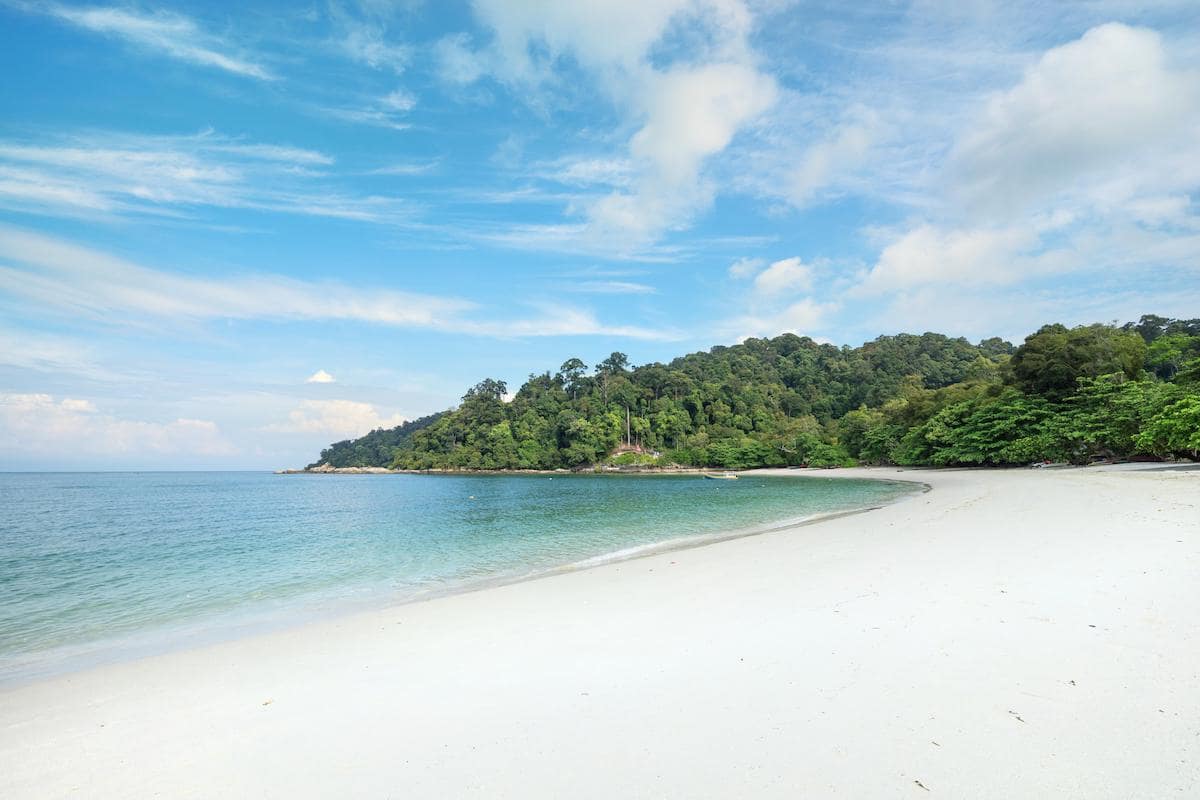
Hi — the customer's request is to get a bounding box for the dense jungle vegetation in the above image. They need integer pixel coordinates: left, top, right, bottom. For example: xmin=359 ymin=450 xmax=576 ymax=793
xmin=309 ymin=314 xmax=1200 ymax=470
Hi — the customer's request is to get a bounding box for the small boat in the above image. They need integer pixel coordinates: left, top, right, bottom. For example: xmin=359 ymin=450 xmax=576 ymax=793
xmin=703 ymin=472 xmax=739 ymax=480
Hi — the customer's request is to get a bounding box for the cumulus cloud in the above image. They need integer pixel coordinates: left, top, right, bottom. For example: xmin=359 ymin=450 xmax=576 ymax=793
xmin=720 ymin=253 xmax=828 ymax=339
xmin=950 ymin=23 xmax=1200 ymax=217
xmin=464 ymin=0 xmax=777 ymax=248
xmin=306 ymin=370 xmax=336 ymax=384
xmin=752 ymin=257 xmax=812 ymax=295
xmin=0 ymin=393 xmax=234 ymax=457
xmin=587 ymin=62 xmax=777 ymax=244
xmin=857 ymin=224 xmax=1042 ymax=294
xmin=855 ymin=23 xmax=1200 ymax=312
xmin=265 ymin=400 xmax=406 ymax=437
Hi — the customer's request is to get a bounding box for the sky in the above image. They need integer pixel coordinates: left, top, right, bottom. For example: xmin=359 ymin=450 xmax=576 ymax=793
xmin=0 ymin=0 xmax=1198 ymax=470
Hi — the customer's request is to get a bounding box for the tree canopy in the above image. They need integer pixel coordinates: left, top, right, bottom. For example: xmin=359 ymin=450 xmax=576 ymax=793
xmin=308 ymin=316 xmax=1200 ymax=471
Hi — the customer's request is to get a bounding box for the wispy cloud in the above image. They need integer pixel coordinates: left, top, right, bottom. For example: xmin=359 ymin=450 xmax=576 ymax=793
xmin=0 ymin=226 xmax=678 ymax=340
xmin=367 ymin=160 xmax=440 ymax=177
xmin=0 ymin=224 xmax=472 ymax=327
xmin=0 ymin=327 xmax=120 ymax=382
xmin=0 ymin=129 xmax=410 ymax=224
xmin=328 ymin=5 xmax=410 ymax=74
xmin=315 ymin=89 xmax=417 ymax=131
xmin=450 ymin=304 xmax=681 ymax=341
xmin=563 ymin=280 xmax=656 ymax=295
xmin=40 ymin=4 xmax=272 ymax=79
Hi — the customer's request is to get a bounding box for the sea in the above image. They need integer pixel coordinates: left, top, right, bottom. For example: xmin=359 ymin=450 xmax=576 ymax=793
xmin=0 ymin=471 xmax=918 ymax=683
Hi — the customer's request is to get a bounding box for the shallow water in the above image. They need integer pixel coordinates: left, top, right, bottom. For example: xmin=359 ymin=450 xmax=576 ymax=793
xmin=0 ymin=471 xmax=917 ymax=682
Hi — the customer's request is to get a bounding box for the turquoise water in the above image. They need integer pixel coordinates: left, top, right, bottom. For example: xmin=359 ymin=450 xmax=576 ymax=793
xmin=0 ymin=471 xmax=917 ymax=682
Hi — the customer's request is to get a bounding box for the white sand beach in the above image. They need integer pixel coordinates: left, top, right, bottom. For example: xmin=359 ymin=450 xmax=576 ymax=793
xmin=1 ymin=466 xmax=1197 ymax=798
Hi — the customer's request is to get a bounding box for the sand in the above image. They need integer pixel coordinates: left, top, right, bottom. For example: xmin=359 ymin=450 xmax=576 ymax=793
xmin=1 ymin=465 xmax=1197 ymax=798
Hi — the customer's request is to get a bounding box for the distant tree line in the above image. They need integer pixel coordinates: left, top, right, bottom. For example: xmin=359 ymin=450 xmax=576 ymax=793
xmin=309 ymin=314 xmax=1200 ymax=471
xmin=307 ymin=412 xmax=447 ymax=469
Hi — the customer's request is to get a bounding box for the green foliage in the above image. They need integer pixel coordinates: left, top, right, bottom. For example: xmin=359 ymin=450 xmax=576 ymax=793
xmin=1058 ymin=375 xmax=1172 ymax=459
xmin=1146 ymin=334 xmax=1200 ymax=381
xmin=1136 ymin=395 xmax=1200 ymax=458
xmin=306 ymin=412 xmax=446 ymax=468
xmin=917 ymin=390 xmax=1064 ymax=466
xmin=1009 ymin=323 xmax=1147 ymax=399
xmin=313 ymin=316 xmax=1200 ymax=471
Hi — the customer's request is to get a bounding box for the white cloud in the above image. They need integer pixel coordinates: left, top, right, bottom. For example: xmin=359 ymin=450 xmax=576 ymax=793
xmin=0 ymin=130 xmax=411 ymax=224
xmin=381 ymin=89 xmax=417 ymax=112
xmin=0 ymin=224 xmax=471 ymax=327
xmin=265 ymin=399 xmax=406 ymax=437
xmin=0 ymin=327 xmax=121 ymax=381
xmin=0 ymin=393 xmax=234 ymax=457
xmin=785 ymin=112 xmax=878 ymax=208
xmin=465 ymin=0 xmax=778 ymax=248
xmin=453 ymin=304 xmax=681 ymax=340
xmin=585 ymin=62 xmax=777 ymax=245
xmin=41 ymin=5 xmax=272 ymax=79
xmin=59 ymin=398 xmax=98 ymax=413
xmin=434 ymin=33 xmax=488 ymax=84
xmin=752 ymin=257 xmax=812 ymax=295
xmin=318 ymin=88 xmax=418 ymax=130
xmin=853 ymin=23 xmax=1200 ymax=304
xmin=330 ymin=8 xmax=410 ymax=74
xmin=865 ymin=281 xmax=1200 ymax=345
xmin=719 ymin=298 xmax=838 ymax=342
xmin=471 ymin=0 xmax=696 ymax=80
xmin=306 ymin=370 xmax=336 ymax=384
xmin=720 ymin=252 xmax=832 ymax=340
xmin=317 ymin=108 xmax=410 ymax=131
xmin=548 ymin=157 xmax=633 ymax=189
xmin=857 ymin=224 xmax=1042 ymax=294
xmin=950 ymin=23 xmax=1200 ymax=217
xmin=564 ymin=280 xmax=656 ymax=295
xmin=368 ymin=160 xmax=439 ymax=176
xmin=728 ymin=257 xmax=765 ymax=278
xmin=0 ymin=226 xmax=678 ymax=340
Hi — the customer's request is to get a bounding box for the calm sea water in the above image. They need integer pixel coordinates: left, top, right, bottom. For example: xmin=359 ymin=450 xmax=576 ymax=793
xmin=0 ymin=471 xmax=917 ymax=682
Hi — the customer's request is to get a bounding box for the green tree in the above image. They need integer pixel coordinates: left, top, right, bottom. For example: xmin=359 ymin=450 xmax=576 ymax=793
xmin=1009 ymin=324 xmax=1146 ymax=399
xmin=557 ymin=358 xmax=588 ymax=399
xmin=1135 ymin=395 xmax=1200 ymax=459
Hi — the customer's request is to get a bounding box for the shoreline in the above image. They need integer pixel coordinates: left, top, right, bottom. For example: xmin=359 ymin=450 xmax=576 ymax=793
xmin=279 ymin=464 xmax=729 ymax=475
xmin=2 ymin=466 xmax=1197 ymax=797
xmin=0 ymin=470 xmax=920 ymax=688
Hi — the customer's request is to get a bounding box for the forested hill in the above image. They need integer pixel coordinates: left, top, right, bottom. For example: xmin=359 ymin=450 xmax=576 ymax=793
xmin=308 ymin=315 xmax=1200 ymax=471
xmin=306 ymin=412 xmax=446 ymax=469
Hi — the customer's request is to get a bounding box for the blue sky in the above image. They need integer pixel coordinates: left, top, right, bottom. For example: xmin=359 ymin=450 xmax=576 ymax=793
xmin=1 ymin=0 xmax=1198 ymax=469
